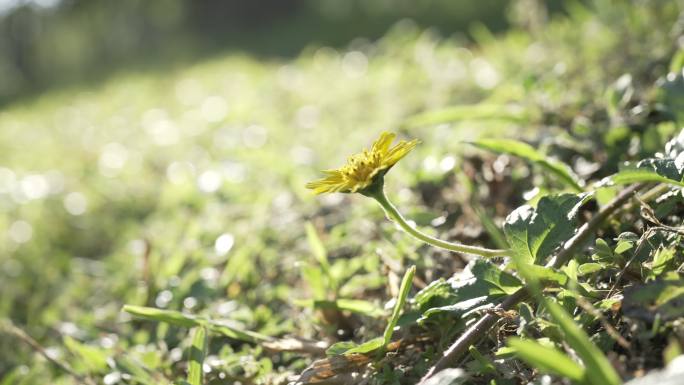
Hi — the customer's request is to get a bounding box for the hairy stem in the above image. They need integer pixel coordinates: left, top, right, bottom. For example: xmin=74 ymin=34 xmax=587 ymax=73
xmin=370 ymin=188 xmax=509 ymax=258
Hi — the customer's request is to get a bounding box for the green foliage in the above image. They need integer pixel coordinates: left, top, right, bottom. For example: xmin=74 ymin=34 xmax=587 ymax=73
xmin=609 ymin=158 xmax=684 ymax=187
xmin=470 ymin=138 xmax=583 ymax=192
xmin=506 ymin=338 xmax=585 ymax=382
xmin=504 ymin=193 xmax=590 ymax=264
xmin=543 ymin=300 xmax=621 ymax=385
xmin=4 ymin=1 xmax=684 ymax=384
xmin=623 ymin=276 xmax=684 ymax=322
xmin=416 ymin=260 xmax=522 ymax=323
xmin=186 ymin=327 xmax=207 ymax=385
xmin=326 ymin=265 xmax=415 ymax=356
xmin=383 ymin=265 xmax=416 ymax=347
xmin=123 ymin=305 xmax=270 ymax=343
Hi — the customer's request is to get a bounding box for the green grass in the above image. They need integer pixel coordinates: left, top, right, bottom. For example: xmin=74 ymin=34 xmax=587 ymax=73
xmin=1 ymin=1 xmax=684 ymax=384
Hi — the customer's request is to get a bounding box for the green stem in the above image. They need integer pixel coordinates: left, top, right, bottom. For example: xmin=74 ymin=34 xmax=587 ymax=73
xmin=370 ymin=188 xmax=509 ymax=258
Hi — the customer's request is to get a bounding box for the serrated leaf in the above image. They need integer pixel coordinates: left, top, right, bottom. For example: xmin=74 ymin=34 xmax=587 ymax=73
xmin=507 ymin=338 xmax=585 ymax=382
xmin=609 ymin=158 xmax=684 ymax=187
xmin=187 ymin=327 xmax=206 ymax=385
xmin=504 ymin=193 xmax=589 ymax=264
xmin=657 ymin=72 xmax=684 ymax=125
xmin=413 ymin=278 xmax=457 ymax=312
xmin=665 ymin=129 xmax=684 ymax=158
xmin=417 ymin=260 xmax=522 ymax=322
xmin=420 ymin=296 xmax=491 ymax=320
xmin=470 ymin=138 xmax=583 ymax=192
xmin=470 ymin=259 xmax=523 ymax=294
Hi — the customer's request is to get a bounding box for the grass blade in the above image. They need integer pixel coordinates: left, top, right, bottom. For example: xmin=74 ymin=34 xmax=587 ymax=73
xmin=187 ymin=327 xmax=207 ymax=385
xmin=305 ymin=222 xmax=331 ymax=273
xmin=544 ymin=300 xmax=621 ymax=385
xmin=383 ymin=265 xmax=416 ymax=346
xmin=507 ymin=338 xmax=585 ymax=382
xmin=510 ymin=260 xmax=621 ymax=385
xmin=470 ymin=138 xmax=583 ymax=192
xmin=122 ymin=305 xmax=270 ymax=343
xmin=123 ymin=305 xmax=200 ymax=328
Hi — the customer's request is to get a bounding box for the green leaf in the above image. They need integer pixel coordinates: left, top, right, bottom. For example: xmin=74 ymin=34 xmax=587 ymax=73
xmin=310 ymin=299 xmax=385 ymax=317
xmin=509 ymin=234 xmax=621 ymax=385
xmin=525 ymin=265 xmax=568 ymax=285
xmin=345 ymin=337 xmax=385 ymax=354
xmin=187 ymin=327 xmax=207 ymax=385
xmin=577 ymin=263 xmax=603 ymax=276
xmin=123 ymin=305 xmax=200 ymax=328
xmin=468 ymin=346 xmax=497 ymax=374
xmin=416 ymin=260 xmax=522 ymax=322
xmin=305 ymin=222 xmax=331 ymax=273
xmin=504 ymin=193 xmax=590 ymax=264
xmin=507 ymin=338 xmax=585 ymax=382
xmin=333 ymin=266 xmax=416 ymax=357
xmin=113 ymin=356 xmax=156 ymax=385
xmin=122 ymin=305 xmax=270 ymax=343
xmin=470 ymin=259 xmax=523 ymax=294
xmin=608 ymin=158 xmax=684 ymax=187
xmin=651 ymin=247 xmax=676 ymax=277
xmin=63 ymin=335 xmax=109 ymax=373
xmin=404 ymin=104 xmax=529 ymax=127
xmin=614 ymin=240 xmax=634 ymax=254
xmin=544 ymin=300 xmax=621 ymax=385
xmin=623 ymin=276 xmax=684 ymax=321
xmin=657 ymin=71 xmax=684 ymax=124
xmin=301 ymin=264 xmax=327 ymax=300
xmin=325 ymin=341 xmax=358 ymax=356
xmin=470 ymin=138 xmax=583 ymax=192
xmin=383 ymin=265 xmax=415 ymax=346
xmin=413 ymin=278 xmax=457 ymax=312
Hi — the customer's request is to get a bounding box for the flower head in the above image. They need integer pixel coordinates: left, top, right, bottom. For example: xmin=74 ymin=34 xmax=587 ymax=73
xmin=306 ymin=131 xmax=419 ymax=195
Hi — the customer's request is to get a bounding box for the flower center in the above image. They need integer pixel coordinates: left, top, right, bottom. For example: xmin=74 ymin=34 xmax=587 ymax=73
xmin=342 ymin=150 xmax=384 ymax=182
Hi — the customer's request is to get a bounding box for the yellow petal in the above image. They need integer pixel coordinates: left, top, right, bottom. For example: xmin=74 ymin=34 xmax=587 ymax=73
xmin=306 ymin=132 xmax=419 ymax=195
xmin=383 ymin=139 xmax=420 ymax=166
xmin=371 ymin=132 xmax=396 ymax=155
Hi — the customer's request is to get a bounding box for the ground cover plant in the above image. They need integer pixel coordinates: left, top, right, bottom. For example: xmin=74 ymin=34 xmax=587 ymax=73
xmin=2 ymin=1 xmax=684 ymax=384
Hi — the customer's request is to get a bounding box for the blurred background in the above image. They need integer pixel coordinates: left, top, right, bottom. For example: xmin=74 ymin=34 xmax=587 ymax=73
xmin=1 ymin=0 xmax=682 ymax=383
xmin=0 ymin=0 xmax=526 ymax=105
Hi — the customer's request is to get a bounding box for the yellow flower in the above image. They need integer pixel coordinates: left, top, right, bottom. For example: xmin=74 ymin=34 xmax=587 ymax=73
xmin=306 ymin=131 xmax=420 ymax=195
